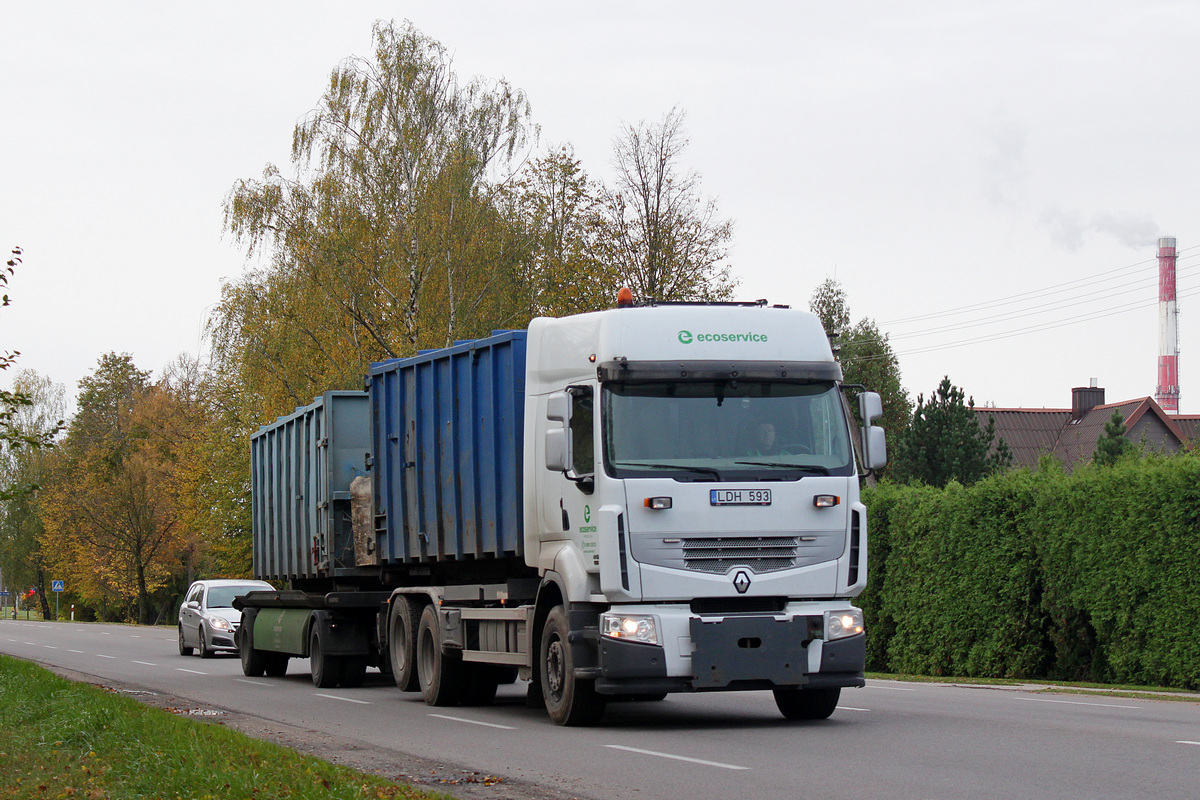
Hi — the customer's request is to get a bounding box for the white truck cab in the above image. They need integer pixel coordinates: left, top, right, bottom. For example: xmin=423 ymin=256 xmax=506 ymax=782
xmin=524 ymin=301 xmax=884 ymax=721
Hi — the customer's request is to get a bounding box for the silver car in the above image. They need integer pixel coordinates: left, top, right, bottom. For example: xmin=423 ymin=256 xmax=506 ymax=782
xmin=177 ymin=579 xmax=273 ymax=658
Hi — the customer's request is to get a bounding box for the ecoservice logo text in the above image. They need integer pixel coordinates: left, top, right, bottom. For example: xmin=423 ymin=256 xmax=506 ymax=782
xmin=677 ymin=329 xmax=768 ymax=344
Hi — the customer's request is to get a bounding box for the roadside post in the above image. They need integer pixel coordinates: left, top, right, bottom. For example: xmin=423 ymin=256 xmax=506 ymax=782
xmin=52 ymin=580 xmax=64 ymax=620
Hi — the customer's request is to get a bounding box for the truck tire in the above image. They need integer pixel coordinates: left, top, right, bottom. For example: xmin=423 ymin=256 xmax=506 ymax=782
xmin=177 ymin=624 xmax=193 ymax=657
xmin=416 ymin=604 xmax=464 ymax=706
xmin=388 ymin=596 xmax=420 ymax=692
xmin=540 ymin=606 xmax=606 ymax=726
xmin=239 ymin=626 xmax=267 ymax=677
xmin=773 ymin=686 xmax=840 ymax=720
xmin=310 ymin=627 xmax=344 ymax=688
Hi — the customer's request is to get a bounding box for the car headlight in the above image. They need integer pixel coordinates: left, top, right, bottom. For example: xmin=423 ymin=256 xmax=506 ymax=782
xmin=825 ymin=609 xmax=864 ymax=641
xmin=600 ymin=613 xmax=659 ymax=645
xmin=208 ymin=617 xmax=232 ymax=631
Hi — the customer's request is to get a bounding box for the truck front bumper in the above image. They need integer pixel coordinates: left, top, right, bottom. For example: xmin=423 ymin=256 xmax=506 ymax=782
xmin=591 ymin=603 xmax=865 ymax=696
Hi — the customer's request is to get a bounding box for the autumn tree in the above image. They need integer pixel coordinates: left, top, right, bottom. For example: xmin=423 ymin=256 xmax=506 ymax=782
xmin=0 ymin=369 xmax=66 ymax=619
xmin=500 ymin=146 xmax=620 ymax=318
xmin=601 ymin=107 xmax=736 ymax=301
xmin=40 ymin=354 xmax=195 ymax=623
xmin=219 ymin=19 xmax=536 ymax=423
xmin=891 ymin=376 xmax=1013 ymax=487
xmin=2 ymin=248 xmax=61 ymax=504
xmin=809 ymin=278 xmax=910 ymax=454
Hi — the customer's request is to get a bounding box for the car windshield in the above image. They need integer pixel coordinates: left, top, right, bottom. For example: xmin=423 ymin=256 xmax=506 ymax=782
xmin=206 ymin=585 xmax=261 ymax=609
xmin=603 ymin=380 xmax=853 ymax=480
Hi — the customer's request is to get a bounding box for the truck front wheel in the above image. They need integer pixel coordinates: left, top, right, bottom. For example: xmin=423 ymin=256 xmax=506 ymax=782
xmin=773 ymin=686 xmax=841 ymax=720
xmin=388 ymin=596 xmax=420 ymax=692
xmin=416 ymin=604 xmax=464 ymax=706
xmin=540 ymin=606 xmax=605 ymax=726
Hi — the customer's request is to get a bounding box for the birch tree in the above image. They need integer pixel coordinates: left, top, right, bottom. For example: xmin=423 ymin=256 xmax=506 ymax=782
xmin=602 ymin=108 xmax=735 ymax=301
xmin=221 ymin=19 xmax=535 ymax=414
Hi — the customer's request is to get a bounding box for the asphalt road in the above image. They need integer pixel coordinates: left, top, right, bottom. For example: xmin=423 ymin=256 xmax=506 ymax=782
xmin=3 ymin=618 xmax=1199 ymax=800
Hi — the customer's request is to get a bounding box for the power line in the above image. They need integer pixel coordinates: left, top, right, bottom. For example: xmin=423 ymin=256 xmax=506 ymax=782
xmin=882 ymin=244 xmax=1200 ymax=327
xmin=890 ymin=263 xmax=1200 ymax=341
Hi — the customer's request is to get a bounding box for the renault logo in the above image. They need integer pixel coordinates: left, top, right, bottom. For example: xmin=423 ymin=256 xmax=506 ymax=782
xmin=732 ymin=570 xmax=751 ymax=594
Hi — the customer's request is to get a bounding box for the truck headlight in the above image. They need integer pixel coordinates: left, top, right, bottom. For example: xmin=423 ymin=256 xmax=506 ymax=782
xmin=825 ymin=609 xmax=863 ymax=641
xmin=601 ymin=613 xmax=659 ymax=645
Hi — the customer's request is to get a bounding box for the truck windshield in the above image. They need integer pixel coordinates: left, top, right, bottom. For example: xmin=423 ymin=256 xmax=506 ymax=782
xmin=602 ymin=380 xmax=853 ymax=480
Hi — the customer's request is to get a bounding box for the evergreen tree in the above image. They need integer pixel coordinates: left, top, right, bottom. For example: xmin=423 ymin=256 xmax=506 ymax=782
xmin=892 ymin=376 xmax=1012 ymax=487
xmin=1092 ymin=409 xmax=1135 ymax=466
xmin=808 ymin=278 xmax=910 ymax=455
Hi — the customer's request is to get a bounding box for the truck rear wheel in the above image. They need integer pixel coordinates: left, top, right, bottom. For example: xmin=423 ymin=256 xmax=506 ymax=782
xmin=773 ymin=686 xmax=840 ymax=720
xmin=416 ymin=604 xmax=464 ymax=706
xmin=310 ymin=627 xmax=344 ymax=688
xmin=388 ymin=595 xmax=420 ymax=692
xmin=540 ymin=606 xmax=605 ymax=726
xmin=239 ymin=626 xmax=267 ymax=677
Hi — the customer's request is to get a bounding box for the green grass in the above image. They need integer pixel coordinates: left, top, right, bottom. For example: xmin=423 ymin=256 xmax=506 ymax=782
xmin=0 ymin=655 xmax=451 ymax=800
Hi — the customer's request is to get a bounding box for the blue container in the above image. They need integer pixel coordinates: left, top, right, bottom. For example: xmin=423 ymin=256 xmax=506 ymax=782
xmin=369 ymin=331 xmax=527 ymax=564
xmin=250 ymin=391 xmax=371 ymax=580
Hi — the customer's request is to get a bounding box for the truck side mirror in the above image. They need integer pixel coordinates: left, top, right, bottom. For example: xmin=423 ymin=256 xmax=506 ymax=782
xmin=857 ymin=392 xmax=887 ymax=471
xmin=858 ymin=391 xmax=883 ymax=424
xmin=546 ymin=392 xmax=570 ymax=423
xmin=545 ymin=392 xmax=572 ymax=472
xmin=545 ymin=428 xmax=568 ymax=472
xmin=864 ymin=425 xmax=887 ymax=471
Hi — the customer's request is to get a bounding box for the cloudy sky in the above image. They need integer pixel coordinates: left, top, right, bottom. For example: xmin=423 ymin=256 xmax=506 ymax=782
xmin=4 ymin=1 xmax=1199 ymax=417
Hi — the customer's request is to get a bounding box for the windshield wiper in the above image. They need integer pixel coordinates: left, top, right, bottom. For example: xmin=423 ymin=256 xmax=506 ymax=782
xmin=616 ymin=462 xmax=722 ymax=481
xmin=733 ymin=461 xmax=830 ymax=475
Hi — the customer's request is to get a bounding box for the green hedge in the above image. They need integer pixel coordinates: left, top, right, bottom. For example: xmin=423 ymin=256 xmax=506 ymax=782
xmin=861 ymin=454 xmax=1200 ymax=689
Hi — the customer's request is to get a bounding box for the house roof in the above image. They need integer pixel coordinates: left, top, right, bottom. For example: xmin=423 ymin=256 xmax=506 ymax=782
xmin=1172 ymin=414 xmax=1200 ymax=443
xmin=980 ymin=407 xmax=1071 ymax=467
xmin=975 ymin=392 xmax=1189 ymax=470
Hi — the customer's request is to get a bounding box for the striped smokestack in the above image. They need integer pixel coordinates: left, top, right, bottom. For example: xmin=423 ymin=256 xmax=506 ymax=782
xmin=1156 ymin=236 xmax=1180 ymax=412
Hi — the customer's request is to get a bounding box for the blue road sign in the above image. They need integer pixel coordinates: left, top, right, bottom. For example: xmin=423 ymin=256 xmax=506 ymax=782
xmin=51 ymin=580 xmax=64 ymax=592
xmin=0 ymin=591 xmax=9 ymax=597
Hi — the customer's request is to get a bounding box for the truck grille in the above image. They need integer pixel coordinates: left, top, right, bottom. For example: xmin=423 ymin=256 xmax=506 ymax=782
xmin=681 ymin=536 xmax=798 ymax=573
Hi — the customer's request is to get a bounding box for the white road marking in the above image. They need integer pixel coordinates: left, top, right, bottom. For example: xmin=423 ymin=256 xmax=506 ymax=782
xmin=836 ymin=705 xmax=871 ymax=712
xmin=427 ymin=713 xmax=516 ymax=730
xmin=96 ymin=654 xmax=116 ymax=659
xmin=605 ymin=745 xmax=749 ymax=771
xmin=865 ymin=684 xmax=915 ymax=691
xmin=1018 ymin=697 xmax=1138 ymax=710
xmin=101 ymin=632 xmax=111 ymax=635
xmin=235 ymin=678 xmax=271 ymax=687
xmin=176 ymin=668 xmax=207 ymax=675
xmin=1177 ymin=741 xmax=1200 ymax=746
xmin=68 ymin=649 xmax=84 ymax=653
xmin=132 ymin=660 xmax=156 ymax=666
xmin=23 ymin=642 xmax=36 ymax=645
xmin=316 ymin=693 xmax=372 ymax=705
xmin=43 ymin=645 xmax=58 ymax=649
